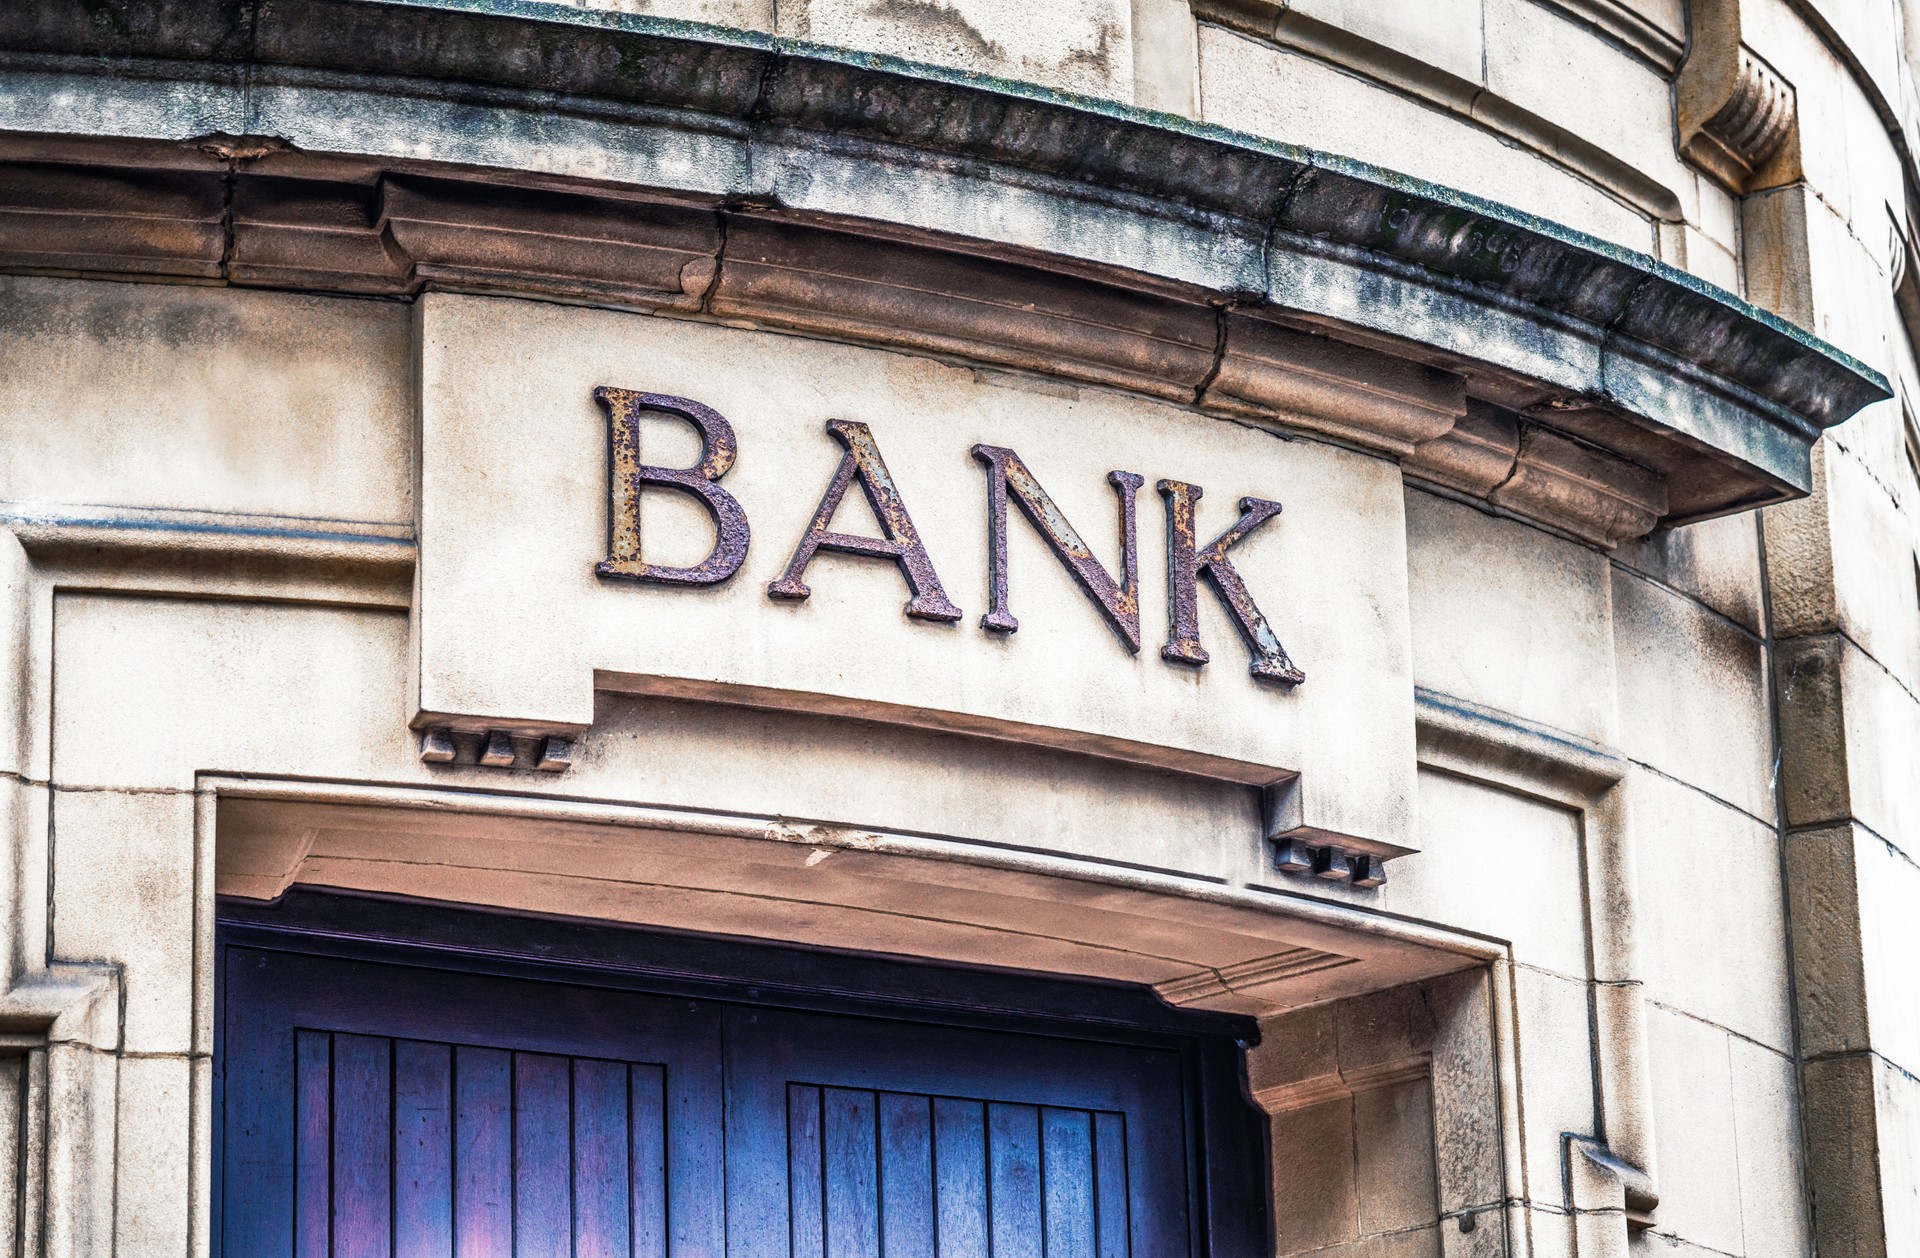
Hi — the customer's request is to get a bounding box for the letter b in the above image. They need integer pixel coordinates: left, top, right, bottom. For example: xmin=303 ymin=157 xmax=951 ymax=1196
xmin=595 ymin=387 xmax=751 ymax=586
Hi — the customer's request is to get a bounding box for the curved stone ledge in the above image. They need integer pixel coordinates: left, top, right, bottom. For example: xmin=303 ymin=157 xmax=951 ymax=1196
xmin=0 ymin=0 xmax=1891 ymax=544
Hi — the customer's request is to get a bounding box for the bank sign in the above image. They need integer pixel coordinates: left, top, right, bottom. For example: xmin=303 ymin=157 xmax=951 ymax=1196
xmin=413 ymin=295 xmax=1417 ymax=849
xmin=594 ymin=387 xmax=1305 ymax=687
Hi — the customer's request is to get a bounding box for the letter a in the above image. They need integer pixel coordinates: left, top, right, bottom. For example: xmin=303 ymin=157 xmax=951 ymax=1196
xmin=595 ymin=387 xmax=750 ymax=585
xmin=1158 ymin=480 xmax=1305 ymax=684
xmin=769 ymin=420 xmax=963 ymax=621
xmin=971 ymin=444 xmax=1143 ymax=652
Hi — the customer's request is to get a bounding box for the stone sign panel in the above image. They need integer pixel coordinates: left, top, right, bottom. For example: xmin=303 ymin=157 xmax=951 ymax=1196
xmin=414 ymin=294 xmax=1417 ymax=852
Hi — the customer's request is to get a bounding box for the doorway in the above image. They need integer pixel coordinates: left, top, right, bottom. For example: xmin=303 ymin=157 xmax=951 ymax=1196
xmin=215 ymin=892 xmax=1269 ymax=1257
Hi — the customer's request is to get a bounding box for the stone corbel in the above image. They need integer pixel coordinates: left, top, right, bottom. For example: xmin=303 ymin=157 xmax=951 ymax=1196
xmin=1676 ymin=0 xmax=1802 ymax=193
xmin=1405 ymin=404 xmax=1668 ymax=548
xmin=1204 ymin=316 xmax=1468 ymax=456
xmin=0 ymin=964 xmax=123 ymax=1258
xmin=1566 ymin=1136 xmax=1659 ymax=1253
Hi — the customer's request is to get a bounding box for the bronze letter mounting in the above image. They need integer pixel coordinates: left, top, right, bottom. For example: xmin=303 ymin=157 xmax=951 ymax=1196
xmin=1158 ymin=480 xmax=1305 ymax=685
xmin=595 ymin=387 xmax=751 ymax=586
xmin=769 ymin=420 xmax=963 ymax=622
xmin=972 ymin=445 xmax=1143 ymax=652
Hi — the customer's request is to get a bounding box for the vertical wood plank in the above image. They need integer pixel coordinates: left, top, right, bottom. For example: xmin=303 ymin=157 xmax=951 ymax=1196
xmin=573 ymin=1059 xmax=631 ymax=1258
xmin=1042 ymin=1109 xmax=1096 ymax=1258
xmin=822 ymin=1088 xmax=880 ymax=1258
xmin=453 ymin=1046 xmax=512 ymax=1257
xmin=878 ymin=1093 xmax=934 ymax=1258
xmin=331 ymin=1034 xmax=393 ymax=1258
xmin=931 ymin=1099 xmax=988 ymax=1258
xmin=988 ymin=1103 xmax=1042 ymax=1258
xmin=1092 ymin=1112 xmax=1129 ymax=1258
xmin=787 ymin=1085 xmax=825 ymax=1258
xmin=631 ymin=1064 xmax=668 ymax=1258
xmin=293 ymin=1030 xmax=331 ymax=1258
xmin=514 ymin=1053 xmax=571 ymax=1258
xmin=394 ymin=1040 xmax=453 ymax=1258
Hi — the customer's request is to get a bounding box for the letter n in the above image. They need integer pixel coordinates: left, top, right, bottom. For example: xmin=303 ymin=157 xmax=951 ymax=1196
xmin=971 ymin=445 xmax=1143 ymax=652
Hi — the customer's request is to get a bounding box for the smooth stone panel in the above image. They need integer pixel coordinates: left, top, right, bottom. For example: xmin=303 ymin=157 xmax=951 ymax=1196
xmin=0 ymin=276 xmax=412 ymax=527
xmin=415 ymin=294 xmax=1418 ymax=850
xmin=1728 ymin=1036 xmax=1812 ymax=1258
xmin=1287 ymin=0 xmax=1484 ymax=82
xmin=1197 ymin=25 xmax=1655 ymax=253
xmin=1613 ymin=567 xmax=1773 ymax=822
xmin=1405 ymin=489 xmax=1616 ymax=745
xmin=1612 ymin=511 xmax=1763 ymax=636
xmin=1630 ymin=768 xmax=1793 ymax=1052
xmin=1510 ymin=966 xmax=1595 ymax=1197
xmin=49 ymin=594 xmax=414 ymax=792
xmin=1389 ymin=770 xmax=1587 ymax=981
xmin=113 ymin=1054 xmax=194 ymax=1256
xmin=785 ymin=0 xmax=1135 ymax=98
xmin=1645 ymin=1006 xmax=1743 ymax=1255
xmin=46 ymin=789 xmax=196 ymax=1054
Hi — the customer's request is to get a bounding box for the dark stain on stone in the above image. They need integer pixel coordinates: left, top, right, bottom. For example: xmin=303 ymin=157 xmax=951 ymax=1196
xmin=861 ymin=0 xmax=1006 ymax=62
xmin=1059 ymin=18 xmax=1121 ymax=78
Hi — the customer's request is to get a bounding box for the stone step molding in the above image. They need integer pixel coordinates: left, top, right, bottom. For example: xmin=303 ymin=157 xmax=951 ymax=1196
xmin=0 ymin=0 xmax=1890 ymax=552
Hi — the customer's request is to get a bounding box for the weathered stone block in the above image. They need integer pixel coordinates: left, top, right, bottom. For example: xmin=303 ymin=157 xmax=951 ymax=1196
xmin=1405 ymin=489 xmax=1617 ymax=746
xmin=1613 ymin=510 xmax=1763 ymax=635
xmin=1390 ymin=771 xmax=1587 ymax=981
xmin=1630 ymin=768 xmax=1792 ymax=1051
xmin=114 ymin=1053 xmax=193 ymax=1255
xmin=47 ymin=789 xmax=195 ymax=1055
xmin=0 ymin=276 xmax=413 ymax=526
xmin=1786 ymin=823 xmax=1871 ymax=1058
xmin=1287 ymin=0 xmax=1482 ymax=82
xmin=1728 ymin=1035 xmax=1812 ymax=1258
xmin=50 ymin=594 xmax=414 ymax=792
xmin=1511 ymin=966 xmax=1596 ymax=1196
xmin=1482 ymin=0 xmax=1687 ymax=192
xmin=1777 ymin=631 xmax=1920 ymax=853
xmin=1195 ymin=24 xmax=1655 ymax=252
xmin=783 ymin=0 xmax=1136 ymax=98
xmin=1645 ymin=1006 xmax=1743 ymax=1255
xmin=1613 ymin=566 xmax=1773 ymax=822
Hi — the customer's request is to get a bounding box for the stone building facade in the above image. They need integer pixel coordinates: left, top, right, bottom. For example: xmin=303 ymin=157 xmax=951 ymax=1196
xmin=0 ymin=0 xmax=1916 ymax=1255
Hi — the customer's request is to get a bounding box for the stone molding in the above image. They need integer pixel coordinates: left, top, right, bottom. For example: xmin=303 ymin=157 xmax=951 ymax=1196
xmin=0 ymin=964 xmax=122 ymax=1258
xmin=0 ymin=0 xmax=1889 ymax=547
xmin=1413 ymin=688 xmax=1660 ymax=1240
xmin=1195 ymin=0 xmax=1683 ymax=75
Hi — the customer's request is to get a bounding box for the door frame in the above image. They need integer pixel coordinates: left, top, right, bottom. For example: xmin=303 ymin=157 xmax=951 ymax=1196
xmin=214 ymin=888 xmax=1273 ymax=1258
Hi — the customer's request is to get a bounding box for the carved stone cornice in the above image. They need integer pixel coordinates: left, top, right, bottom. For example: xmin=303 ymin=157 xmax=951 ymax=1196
xmin=0 ymin=0 xmax=1889 ymax=547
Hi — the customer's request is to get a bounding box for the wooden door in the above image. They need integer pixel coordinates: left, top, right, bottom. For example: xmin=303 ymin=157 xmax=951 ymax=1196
xmin=219 ymin=944 xmax=1197 ymax=1257
xmin=724 ymin=1007 xmax=1189 ymax=1258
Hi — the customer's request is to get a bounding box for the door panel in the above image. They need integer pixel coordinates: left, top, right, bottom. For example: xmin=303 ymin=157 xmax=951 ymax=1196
xmin=222 ymin=948 xmax=722 ymax=1257
xmin=784 ymin=1086 xmax=1130 ymax=1258
xmin=221 ymin=945 xmax=1196 ymax=1257
xmin=723 ymin=1007 xmax=1188 ymax=1258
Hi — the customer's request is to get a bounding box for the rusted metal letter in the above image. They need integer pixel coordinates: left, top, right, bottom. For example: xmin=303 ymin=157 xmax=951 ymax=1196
xmin=768 ymin=420 xmax=963 ymax=622
xmin=1158 ymin=480 xmax=1305 ymax=684
xmin=594 ymin=387 xmax=751 ymax=586
xmin=971 ymin=445 xmax=1143 ymax=652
